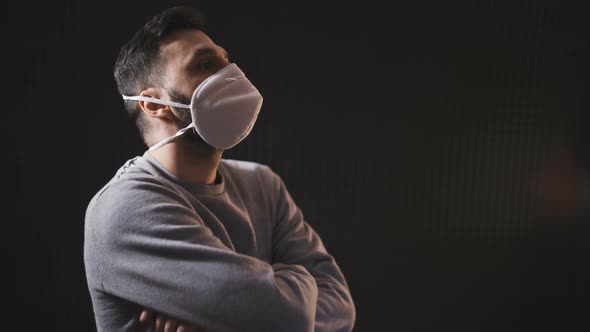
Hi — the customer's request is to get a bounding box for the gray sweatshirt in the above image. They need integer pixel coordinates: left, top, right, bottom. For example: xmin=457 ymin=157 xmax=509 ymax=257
xmin=84 ymin=150 xmax=356 ymax=332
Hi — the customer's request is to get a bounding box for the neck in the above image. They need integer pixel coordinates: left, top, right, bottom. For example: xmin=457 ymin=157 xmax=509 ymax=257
xmin=148 ymin=138 xmax=222 ymax=185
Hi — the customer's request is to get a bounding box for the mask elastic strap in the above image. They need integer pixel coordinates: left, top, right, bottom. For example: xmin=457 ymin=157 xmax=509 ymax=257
xmin=122 ymin=95 xmax=191 ymax=109
xmin=148 ymin=122 xmax=195 ymax=151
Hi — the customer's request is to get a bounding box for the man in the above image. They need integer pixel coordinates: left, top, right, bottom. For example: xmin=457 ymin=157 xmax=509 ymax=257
xmin=84 ymin=6 xmax=356 ymax=332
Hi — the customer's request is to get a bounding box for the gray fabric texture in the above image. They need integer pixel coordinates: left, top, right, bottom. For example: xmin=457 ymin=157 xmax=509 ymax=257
xmin=84 ymin=150 xmax=355 ymax=332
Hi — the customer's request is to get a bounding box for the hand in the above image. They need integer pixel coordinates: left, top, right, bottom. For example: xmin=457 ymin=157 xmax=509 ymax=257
xmin=140 ymin=309 xmax=206 ymax=332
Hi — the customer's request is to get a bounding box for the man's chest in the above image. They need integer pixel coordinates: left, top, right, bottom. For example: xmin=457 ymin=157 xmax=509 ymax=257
xmin=187 ymin=193 xmax=275 ymax=263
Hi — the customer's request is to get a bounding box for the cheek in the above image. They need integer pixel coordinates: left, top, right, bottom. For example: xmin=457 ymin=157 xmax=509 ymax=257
xmin=176 ymin=108 xmax=192 ymax=125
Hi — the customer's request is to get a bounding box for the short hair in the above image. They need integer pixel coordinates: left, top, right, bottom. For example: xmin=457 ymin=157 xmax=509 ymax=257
xmin=113 ymin=6 xmax=205 ymax=142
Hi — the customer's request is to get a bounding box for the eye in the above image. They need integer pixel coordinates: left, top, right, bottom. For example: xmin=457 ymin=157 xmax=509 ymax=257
xmin=196 ymin=54 xmax=228 ymax=72
xmin=201 ymin=58 xmax=212 ymax=69
xmin=194 ymin=55 xmax=213 ymax=69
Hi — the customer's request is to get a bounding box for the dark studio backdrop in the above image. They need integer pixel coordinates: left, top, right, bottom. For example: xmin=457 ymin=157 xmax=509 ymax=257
xmin=7 ymin=0 xmax=590 ymax=331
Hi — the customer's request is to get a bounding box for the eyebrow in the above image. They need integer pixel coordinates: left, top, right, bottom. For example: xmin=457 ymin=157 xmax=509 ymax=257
xmin=188 ymin=47 xmax=229 ymax=67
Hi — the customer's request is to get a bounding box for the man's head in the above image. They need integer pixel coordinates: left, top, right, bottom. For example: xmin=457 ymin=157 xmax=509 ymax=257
xmin=114 ymin=6 xmax=229 ymax=148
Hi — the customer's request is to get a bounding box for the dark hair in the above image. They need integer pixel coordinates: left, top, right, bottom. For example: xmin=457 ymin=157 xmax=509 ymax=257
xmin=113 ymin=6 xmax=205 ymax=142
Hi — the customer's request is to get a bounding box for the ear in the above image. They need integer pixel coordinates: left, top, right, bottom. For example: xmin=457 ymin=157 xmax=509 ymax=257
xmin=137 ymin=88 xmax=176 ymax=121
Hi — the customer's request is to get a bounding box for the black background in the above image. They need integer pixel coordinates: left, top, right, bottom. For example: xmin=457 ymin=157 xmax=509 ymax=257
xmin=7 ymin=0 xmax=590 ymax=331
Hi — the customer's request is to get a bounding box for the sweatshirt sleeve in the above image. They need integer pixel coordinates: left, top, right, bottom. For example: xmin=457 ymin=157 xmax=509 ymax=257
xmin=267 ymin=168 xmax=357 ymax=332
xmin=85 ymin=176 xmax=318 ymax=332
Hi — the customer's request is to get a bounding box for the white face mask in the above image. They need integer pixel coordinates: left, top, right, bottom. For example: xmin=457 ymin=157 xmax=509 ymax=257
xmin=122 ymin=63 xmax=263 ymax=151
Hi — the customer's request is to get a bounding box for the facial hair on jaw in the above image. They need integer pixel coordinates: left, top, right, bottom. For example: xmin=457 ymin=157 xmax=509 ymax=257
xmin=167 ymin=88 xmax=217 ymax=155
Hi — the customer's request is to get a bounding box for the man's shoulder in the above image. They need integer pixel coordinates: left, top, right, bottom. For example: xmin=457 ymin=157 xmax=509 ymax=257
xmin=221 ymin=159 xmax=280 ymax=191
xmin=220 ymin=158 xmax=280 ymax=183
xmin=84 ymin=157 xmax=179 ymax=229
xmin=221 ymin=158 xmax=272 ymax=174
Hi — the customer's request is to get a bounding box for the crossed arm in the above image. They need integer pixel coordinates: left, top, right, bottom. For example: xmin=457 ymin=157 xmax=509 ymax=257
xmin=87 ymin=170 xmax=355 ymax=332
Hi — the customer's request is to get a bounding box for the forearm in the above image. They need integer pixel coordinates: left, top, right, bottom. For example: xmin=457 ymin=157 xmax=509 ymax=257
xmin=272 ymin=214 xmax=355 ymax=331
xmin=273 ymin=247 xmax=356 ymax=331
xmin=99 ymin=249 xmax=319 ymax=332
xmin=314 ymin=277 xmax=356 ymax=332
